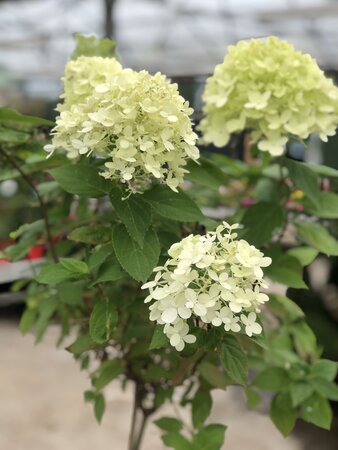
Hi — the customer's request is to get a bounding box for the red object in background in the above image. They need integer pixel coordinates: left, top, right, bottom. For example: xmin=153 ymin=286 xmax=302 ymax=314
xmin=0 ymin=240 xmax=45 ymax=263
xmin=27 ymin=245 xmax=45 ymax=260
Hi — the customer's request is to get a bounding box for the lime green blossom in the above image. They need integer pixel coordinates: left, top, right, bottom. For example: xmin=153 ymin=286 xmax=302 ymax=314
xmin=45 ymin=56 xmax=199 ymax=191
xmin=199 ymin=36 xmax=338 ymax=156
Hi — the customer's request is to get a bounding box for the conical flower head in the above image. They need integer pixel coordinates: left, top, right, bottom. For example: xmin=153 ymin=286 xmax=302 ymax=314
xmin=199 ymin=36 xmax=338 ymax=156
xmin=46 ymin=56 xmax=199 ymax=191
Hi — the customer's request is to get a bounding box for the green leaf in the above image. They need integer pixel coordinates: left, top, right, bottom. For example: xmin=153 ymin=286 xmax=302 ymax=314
xmin=253 ymin=367 xmax=290 ymax=391
xmin=19 ymin=308 xmax=37 ymax=335
xmin=265 ymin=255 xmax=307 ymax=289
xmin=0 ymin=127 xmax=29 ymax=143
xmin=303 ymin=191 xmax=338 ymax=219
xmin=220 ymin=335 xmax=248 ymax=385
xmin=241 ymin=202 xmax=285 ymax=246
xmin=112 ymin=224 xmax=160 ymax=282
xmin=300 ymin=393 xmax=332 ymax=430
xmin=110 ymin=187 xmax=151 ymax=246
xmin=149 ymin=325 xmax=169 ymax=350
xmin=313 ymin=379 xmax=338 ymax=401
xmin=286 ymin=246 xmax=318 ymax=266
xmin=34 ymin=297 xmax=58 ymax=343
xmin=270 ymin=392 xmax=297 ymax=436
xmin=49 ymin=164 xmax=111 ymax=198
xmin=59 ymin=258 xmax=89 ymax=274
xmin=94 ymin=394 xmax=105 ymax=424
xmin=68 ymin=225 xmax=111 ymax=244
xmin=142 ymin=185 xmax=203 ymax=222
xmin=72 ymin=33 xmax=117 ymax=60
xmin=154 ymin=417 xmax=183 ymax=433
xmin=268 ymin=294 xmax=304 ymax=322
xmin=310 ymin=359 xmax=338 ymax=382
xmin=285 ymin=158 xmax=320 ymax=207
xmin=93 ymin=360 xmax=124 ymax=390
xmin=245 ymin=387 xmax=261 ymax=409
xmin=255 ymin=178 xmax=281 ymax=203
xmin=162 ymin=432 xmax=193 ymax=450
xmin=10 ymin=220 xmax=44 ymax=240
xmin=290 ymin=382 xmax=314 ymax=407
xmin=57 ymin=281 xmax=85 ymax=305
xmin=295 ymin=221 xmax=338 ymax=256
xmin=36 ymin=261 xmax=88 ymax=285
xmin=290 ymin=322 xmax=317 ymax=359
xmin=67 ymin=335 xmax=96 ymax=356
xmin=197 ymin=362 xmax=230 ymax=389
xmin=89 ymin=299 xmax=118 ymax=344
xmin=307 ymin=163 xmax=338 ymax=178
xmin=192 ymin=424 xmax=226 ymax=450
xmin=88 ymin=245 xmax=112 ymax=271
xmin=0 ymin=107 xmax=54 ymax=126
xmin=92 ymin=258 xmax=125 ymax=284
xmin=192 ymin=390 xmax=212 ymax=429
xmin=185 ymin=158 xmax=228 ymax=189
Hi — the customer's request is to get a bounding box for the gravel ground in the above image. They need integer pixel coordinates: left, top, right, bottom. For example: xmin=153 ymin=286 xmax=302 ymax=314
xmin=0 ymin=319 xmax=334 ymax=450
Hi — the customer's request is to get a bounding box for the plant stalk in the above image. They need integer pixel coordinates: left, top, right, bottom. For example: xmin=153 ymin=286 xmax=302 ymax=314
xmin=128 ymin=383 xmax=150 ymax=450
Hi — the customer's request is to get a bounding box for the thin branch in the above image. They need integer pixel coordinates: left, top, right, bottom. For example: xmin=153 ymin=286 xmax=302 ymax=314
xmin=0 ymin=145 xmax=58 ymax=263
xmin=128 ymin=382 xmax=150 ymax=450
xmin=134 ymin=412 xmax=148 ymax=450
xmin=128 ymin=383 xmax=139 ymax=450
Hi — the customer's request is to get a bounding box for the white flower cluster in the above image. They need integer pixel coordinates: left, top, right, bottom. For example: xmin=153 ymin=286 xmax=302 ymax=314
xmin=45 ymin=56 xmax=199 ymax=191
xmin=142 ymin=222 xmax=272 ymax=351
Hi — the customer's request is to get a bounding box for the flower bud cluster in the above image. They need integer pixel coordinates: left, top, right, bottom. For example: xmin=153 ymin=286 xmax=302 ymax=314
xmin=199 ymin=36 xmax=338 ymax=156
xmin=45 ymin=56 xmax=199 ymax=191
xmin=142 ymin=222 xmax=272 ymax=351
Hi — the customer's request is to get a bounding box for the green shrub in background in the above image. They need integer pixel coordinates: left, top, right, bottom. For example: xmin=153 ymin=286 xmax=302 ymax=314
xmin=1 ymin=35 xmax=338 ymax=450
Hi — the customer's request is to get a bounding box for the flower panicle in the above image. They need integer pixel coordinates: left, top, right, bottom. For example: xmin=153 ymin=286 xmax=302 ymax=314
xmin=45 ymin=56 xmax=199 ymax=192
xmin=199 ymin=36 xmax=338 ymax=156
xmin=142 ymin=222 xmax=272 ymax=351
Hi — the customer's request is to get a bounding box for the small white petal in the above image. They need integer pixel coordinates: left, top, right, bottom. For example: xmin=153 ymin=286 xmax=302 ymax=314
xmin=184 ymin=334 xmax=197 ymax=344
xmin=212 ymin=317 xmax=222 ymax=327
xmin=245 ymin=326 xmax=253 ymax=337
xmin=178 ymin=306 xmax=192 ymax=319
xmin=152 ymin=288 xmax=169 ymax=300
xmin=248 ymin=312 xmax=257 ymax=322
xmin=231 ymin=323 xmax=241 ymax=333
xmin=251 ymin=322 xmax=262 ymax=335
xmin=229 ymin=302 xmax=242 ymax=313
xmin=161 ymin=308 xmax=178 ymax=324
xmin=185 ymin=289 xmax=197 ymax=302
xmin=170 ymin=333 xmax=181 ymax=347
xmin=193 ymin=303 xmax=207 ymax=317
xmin=175 ymin=340 xmax=185 ymax=352
xmin=144 ymin=295 xmax=153 ymax=304
xmin=141 ymin=281 xmax=156 ymax=290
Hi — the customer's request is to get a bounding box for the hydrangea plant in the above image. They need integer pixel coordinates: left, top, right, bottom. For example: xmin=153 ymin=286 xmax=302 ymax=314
xmin=199 ymin=36 xmax=338 ymax=155
xmin=1 ymin=35 xmax=338 ymax=450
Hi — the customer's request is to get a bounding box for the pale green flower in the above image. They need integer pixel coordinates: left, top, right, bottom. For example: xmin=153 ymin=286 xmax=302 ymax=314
xmin=199 ymin=36 xmax=338 ymax=156
xmin=45 ymin=56 xmax=199 ymax=191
